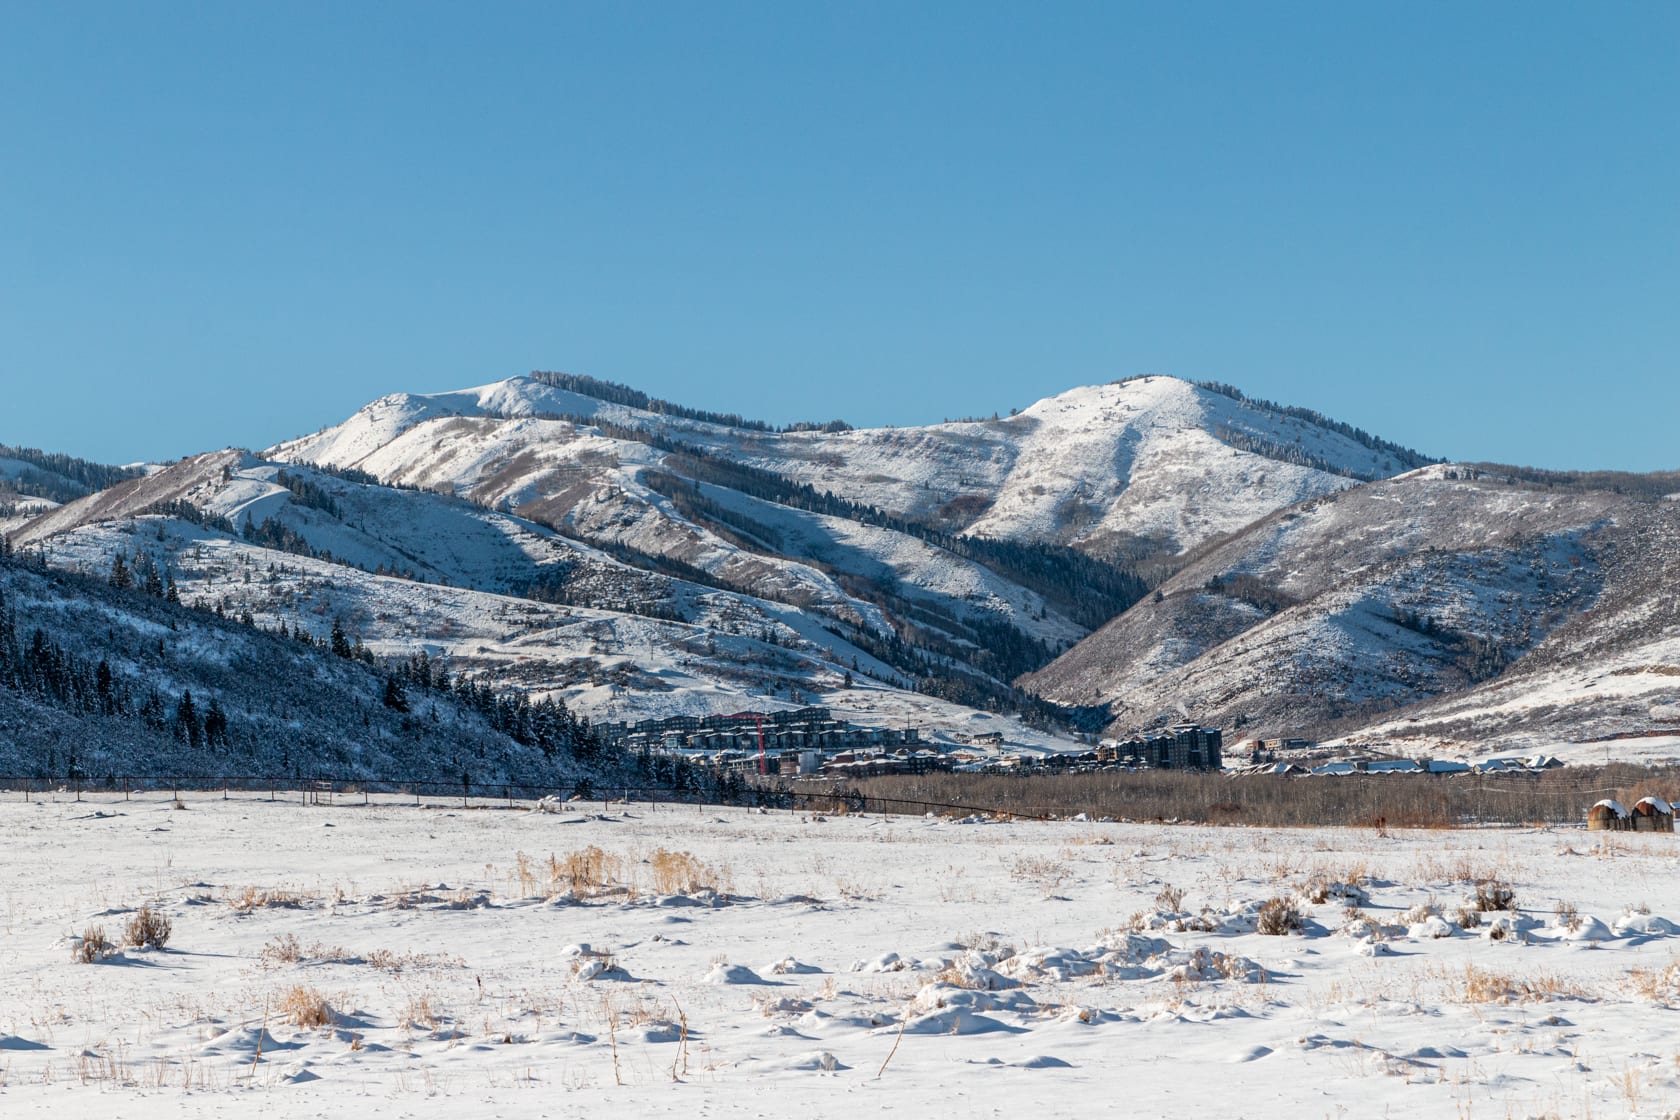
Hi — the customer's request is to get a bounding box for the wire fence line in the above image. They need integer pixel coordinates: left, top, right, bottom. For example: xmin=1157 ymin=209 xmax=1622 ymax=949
xmin=0 ymin=774 xmax=1054 ymax=821
xmin=0 ymin=771 xmax=1668 ymax=828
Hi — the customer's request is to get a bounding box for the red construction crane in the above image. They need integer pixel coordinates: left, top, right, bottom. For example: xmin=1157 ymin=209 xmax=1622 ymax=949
xmin=721 ymin=712 xmax=769 ymax=774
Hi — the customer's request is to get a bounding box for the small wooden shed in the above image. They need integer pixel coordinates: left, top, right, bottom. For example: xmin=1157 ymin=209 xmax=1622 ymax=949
xmin=1588 ymin=799 xmax=1630 ymax=831
xmin=1632 ymin=797 xmax=1674 ymax=833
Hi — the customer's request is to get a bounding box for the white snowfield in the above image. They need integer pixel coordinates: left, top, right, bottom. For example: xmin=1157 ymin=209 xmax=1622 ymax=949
xmin=4 ymin=795 xmax=1680 ymax=1118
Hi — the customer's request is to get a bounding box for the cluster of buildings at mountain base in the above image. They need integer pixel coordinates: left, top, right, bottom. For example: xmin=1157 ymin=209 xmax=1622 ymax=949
xmin=600 ymin=709 xmax=1230 ymax=777
xmin=1095 ymin=725 xmax=1223 ymax=771
xmin=599 ymin=707 xmax=928 ymax=776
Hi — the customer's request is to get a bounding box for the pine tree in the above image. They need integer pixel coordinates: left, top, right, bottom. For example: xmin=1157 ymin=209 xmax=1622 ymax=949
xmin=175 ymin=690 xmax=201 ymax=748
xmin=204 ymin=697 xmax=229 ymax=747
xmin=382 ymin=674 xmax=410 ymax=713
xmin=95 ymin=659 xmax=114 ymax=714
xmin=330 ymin=618 xmax=353 ymax=659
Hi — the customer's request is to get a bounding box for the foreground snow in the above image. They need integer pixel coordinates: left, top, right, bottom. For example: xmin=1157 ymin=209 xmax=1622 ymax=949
xmin=3 ymin=795 xmax=1679 ymax=1117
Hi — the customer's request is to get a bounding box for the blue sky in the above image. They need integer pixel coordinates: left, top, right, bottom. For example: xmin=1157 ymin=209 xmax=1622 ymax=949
xmin=3 ymin=3 xmax=1676 ymax=470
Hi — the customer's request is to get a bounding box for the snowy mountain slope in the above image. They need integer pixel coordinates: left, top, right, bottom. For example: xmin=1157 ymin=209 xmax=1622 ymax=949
xmin=1021 ymin=470 xmax=1630 ymax=742
xmin=0 ymin=496 xmax=56 ymax=536
xmin=10 ymin=449 xmax=243 ymax=546
xmin=1342 ymin=500 xmax=1680 ymax=752
xmin=14 ymin=446 xmax=1083 ymax=746
xmin=0 ymin=553 xmax=612 ymax=783
xmin=15 ymin=449 xmax=890 ymax=636
xmin=272 ymin=410 xmax=1083 ymax=657
xmin=272 ymin=373 xmax=1422 ymax=560
xmin=248 ymin=370 xmax=1442 ymax=691
xmin=32 ymin=515 xmax=1076 ymax=751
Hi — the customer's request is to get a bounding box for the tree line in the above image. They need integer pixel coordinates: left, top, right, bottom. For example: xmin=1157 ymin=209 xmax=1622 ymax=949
xmin=529 ymin=371 xmax=852 ymax=434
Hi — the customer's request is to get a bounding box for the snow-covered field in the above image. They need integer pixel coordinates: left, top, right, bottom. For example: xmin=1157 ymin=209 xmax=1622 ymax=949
xmin=5 ymin=795 xmax=1680 ymax=1117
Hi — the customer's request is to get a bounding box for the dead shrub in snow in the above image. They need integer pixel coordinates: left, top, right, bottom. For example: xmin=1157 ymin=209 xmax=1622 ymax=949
xmin=1455 ymin=907 xmax=1483 ymax=930
xmin=550 ymin=847 xmax=626 ymax=897
xmin=279 ymin=985 xmax=333 ymax=1029
xmin=1474 ymin=879 xmax=1517 ymax=912
xmin=260 ymin=934 xmax=359 ymax=968
xmin=1553 ymin=900 xmax=1582 ymax=933
xmin=72 ymin=925 xmax=115 ymax=963
xmin=1009 ymin=855 xmax=1068 ymax=898
xmin=1628 ymin=960 xmax=1680 ymax=1003
xmin=402 ymin=992 xmax=445 ymax=1032
xmin=514 ymin=851 xmax=539 ymax=897
xmin=649 ymin=848 xmax=730 ymax=896
xmin=1403 ymin=898 xmax=1440 ymax=925
xmin=261 ymin=934 xmax=303 ymax=966
xmin=1154 ymin=884 xmax=1185 ymax=912
xmin=1256 ymin=897 xmax=1302 ymax=936
xmin=123 ymin=905 xmax=172 ymax=950
xmin=229 ymin=886 xmax=305 ymax=912
xmin=366 ymin=948 xmax=463 ymax=973
xmin=834 ymin=876 xmax=882 ymax=902
xmin=1452 ymin=964 xmax=1588 ymax=1005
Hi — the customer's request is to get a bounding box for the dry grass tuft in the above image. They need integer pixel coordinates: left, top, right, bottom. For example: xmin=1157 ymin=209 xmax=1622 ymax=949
xmin=1628 ymin=959 xmax=1680 ymax=1003
xmin=550 ymin=847 xmax=627 ymax=897
xmin=649 ymin=849 xmax=730 ymax=896
xmin=1473 ymin=879 xmax=1517 ymax=912
xmin=366 ymin=948 xmax=463 ymax=973
xmin=403 ymin=992 xmax=440 ymax=1030
xmin=279 ymin=984 xmax=334 ymax=1029
xmin=1008 ymin=855 xmax=1069 ymax=898
xmin=229 ymin=886 xmax=306 ymax=912
xmin=1256 ymin=897 xmax=1302 ymax=936
xmin=259 ymin=934 xmax=361 ymax=968
xmin=72 ymin=925 xmax=115 ymax=963
xmin=123 ymin=906 xmax=172 ymax=950
xmin=1452 ymin=964 xmax=1589 ymax=1004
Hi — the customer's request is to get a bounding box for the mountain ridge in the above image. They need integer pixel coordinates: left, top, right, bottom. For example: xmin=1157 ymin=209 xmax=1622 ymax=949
xmin=10 ymin=371 xmax=1679 ymax=762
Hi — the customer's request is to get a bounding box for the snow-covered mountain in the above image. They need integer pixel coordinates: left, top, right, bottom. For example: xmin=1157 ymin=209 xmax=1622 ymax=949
xmin=16 ymin=369 xmax=1680 ymax=761
xmin=10 ymin=448 xmax=1079 ymax=750
xmin=271 ymin=373 xmax=1423 ymax=561
xmin=1022 ymin=464 xmax=1680 ymax=752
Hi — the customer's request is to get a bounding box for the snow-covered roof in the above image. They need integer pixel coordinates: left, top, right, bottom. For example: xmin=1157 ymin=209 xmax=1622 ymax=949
xmin=1591 ymin=799 xmax=1628 ymax=817
xmin=1634 ymin=796 xmax=1673 ymax=815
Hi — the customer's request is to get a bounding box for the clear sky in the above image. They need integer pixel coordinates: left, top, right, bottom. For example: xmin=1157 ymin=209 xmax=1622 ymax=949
xmin=3 ymin=2 xmax=1676 ymax=470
